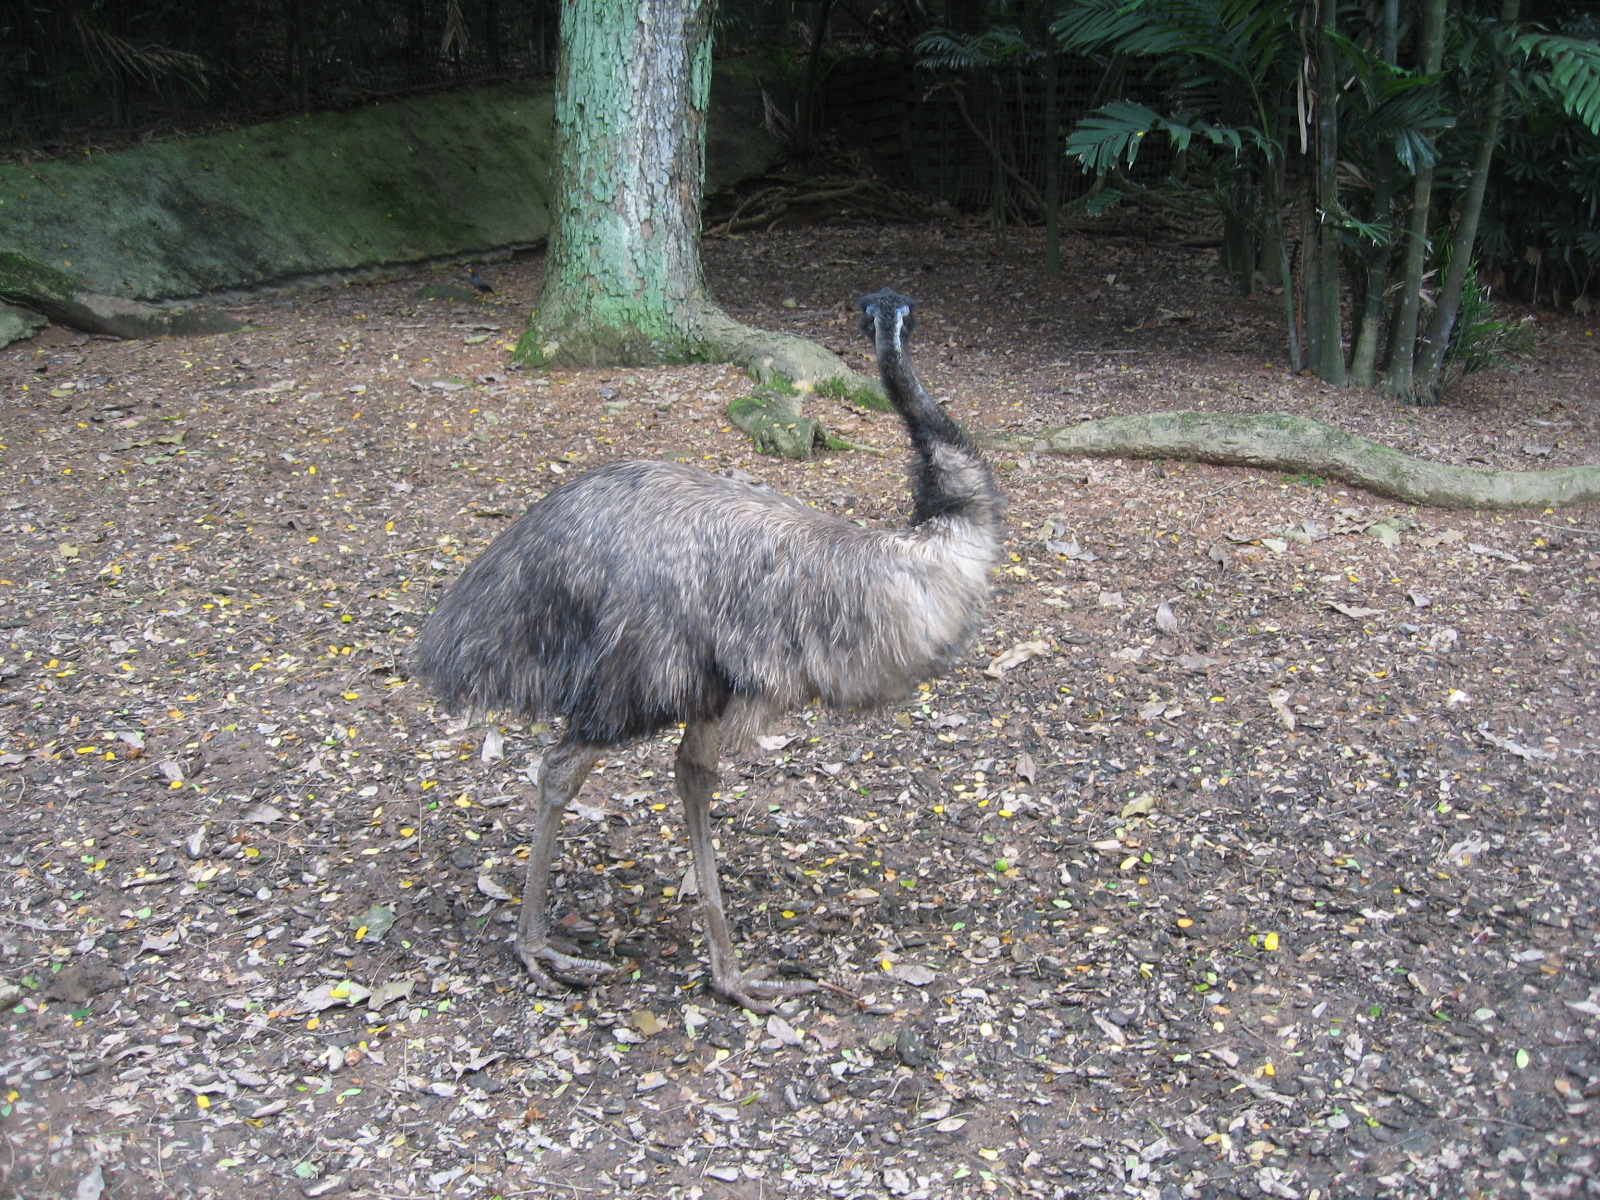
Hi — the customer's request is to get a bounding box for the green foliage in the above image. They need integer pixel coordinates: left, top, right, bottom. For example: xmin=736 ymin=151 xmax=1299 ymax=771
xmin=1064 ymin=100 xmax=1254 ymax=172
xmin=1054 ymin=0 xmax=1597 ymax=391
xmin=1483 ymin=102 xmax=1600 ymax=303
xmin=915 ymin=26 xmax=1040 ymax=72
xmin=1336 ymin=56 xmax=1454 ymax=176
xmin=1054 ymin=0 xmax=1301 ymax=137
xmin=1515 ymin=32 xmax=1600 ymax=133
xmin=1054 ymin=0 xmax=1293 ymax=75
xmin=1478 ymin=14 xmax=1600 ymax=305
xmin=1442 ymin=268 xmax=1536 ymax=386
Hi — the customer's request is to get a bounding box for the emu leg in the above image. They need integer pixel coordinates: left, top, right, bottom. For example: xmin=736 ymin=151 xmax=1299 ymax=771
xmin=678 ymin=721 xmax=820 ymax=1013
xmin=514 ymin=737 xmax=611 ymax=990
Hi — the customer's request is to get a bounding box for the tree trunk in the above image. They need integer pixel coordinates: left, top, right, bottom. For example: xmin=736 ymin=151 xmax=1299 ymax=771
xmin=1412 ymin=0 xmax=1520 ymax=403
xmin=1219 ymin=187 xmax=1259 ymax=297
xmin=1348 ymin=163 xmax=1396 ymax=386
xmin=516 ymin=0 xmax=857 ymax=391
xmin=518 ymin=0 xmax=717 ymax=366
xmin=1275 ymin=170 xmax=1304 ymax=372
xmin=1347 ymin=0 xmax=1400 ymax=388
xmin=1311 ymin=7 xmax=1345 ymax=383
xmin=1381 ymin=0 xmax=1447 ymax=399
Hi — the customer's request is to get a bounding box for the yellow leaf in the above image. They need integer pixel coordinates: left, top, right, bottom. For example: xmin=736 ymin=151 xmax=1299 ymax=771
xmin=1264 ymin=931 xmax=1280 ymax=951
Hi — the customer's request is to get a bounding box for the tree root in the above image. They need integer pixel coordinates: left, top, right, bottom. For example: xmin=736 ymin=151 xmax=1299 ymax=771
xmin=518 ymin=300 xmax=886 ymax=457
xmin=1027 ymin=410 xmax=1600 ymax=510
xmin=694 ymin=307 xmax=860 ymax=390
xmin=696 ymin=308 xmax=888 ymax=459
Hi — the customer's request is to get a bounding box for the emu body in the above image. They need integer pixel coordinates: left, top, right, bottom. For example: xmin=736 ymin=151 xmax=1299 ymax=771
xmin=412 ymin=289 xmax=1004 ymax=1010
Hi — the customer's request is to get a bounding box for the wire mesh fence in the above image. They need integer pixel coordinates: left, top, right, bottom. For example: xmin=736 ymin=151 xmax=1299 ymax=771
xmin=824 ymin=56 xmax=1177 ymax=217
xmin=3 ymin=1 xmax=1168 ymax=225
xmin=2 ymin=0 xmax=564 ymax=153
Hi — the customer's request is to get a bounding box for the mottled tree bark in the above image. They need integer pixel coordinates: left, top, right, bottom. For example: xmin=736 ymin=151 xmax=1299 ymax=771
xmin=1348 ymin=0 xmax=1401 ymax=387
xmin=1381 ymin=0 xmax=1447 ymax=399
xmin=1413 ymin=0 xmax=1520 ymax=404
xmin=1310 ymin=7 xmax=1345 ymax=384
xmin=517 ymin=0 xmax=854 ymax=391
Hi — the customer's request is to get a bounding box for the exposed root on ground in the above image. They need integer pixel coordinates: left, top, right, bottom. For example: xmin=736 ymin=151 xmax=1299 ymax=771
xmin=1027 ymin=410 xmax=1600 ymax=509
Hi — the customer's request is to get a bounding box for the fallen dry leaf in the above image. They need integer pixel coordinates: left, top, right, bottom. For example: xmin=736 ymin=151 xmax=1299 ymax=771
xmin=985 ymin=639 xmax=1051 ymax=677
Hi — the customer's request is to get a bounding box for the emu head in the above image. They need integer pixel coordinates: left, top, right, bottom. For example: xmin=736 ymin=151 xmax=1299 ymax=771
xmin=858 ymin=288 xmax=916 ymax=350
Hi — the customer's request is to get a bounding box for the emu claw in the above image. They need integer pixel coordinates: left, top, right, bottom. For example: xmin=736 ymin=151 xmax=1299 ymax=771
xmin=713 ymin=966 xmax=822 ymax=1015
xmin=516 ymin=941 xmax=617 ymax=993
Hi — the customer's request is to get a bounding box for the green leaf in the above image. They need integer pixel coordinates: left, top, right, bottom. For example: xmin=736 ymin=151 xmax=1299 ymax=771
xmin=1518 ymin=34 xmax=1600 ymax=133
xmin=916 ymin=27 xmax=1040 ymax=72
xmin=1066 ymin=101 xmax=1166 ymax=171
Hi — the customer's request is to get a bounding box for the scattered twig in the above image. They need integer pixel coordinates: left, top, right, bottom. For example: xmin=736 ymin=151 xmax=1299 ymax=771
xmin=0 ymin=914 xmax=74 ymax=933
xmin=1228 ymin=1068 xmax=1298 ymax=1110
xmin=1520 ymin=518 xmax=1600 ymax=538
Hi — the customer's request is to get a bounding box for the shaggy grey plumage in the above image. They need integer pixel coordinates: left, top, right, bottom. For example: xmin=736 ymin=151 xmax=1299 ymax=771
xmin=412 ymin=287 xmax=1004 ymax=1010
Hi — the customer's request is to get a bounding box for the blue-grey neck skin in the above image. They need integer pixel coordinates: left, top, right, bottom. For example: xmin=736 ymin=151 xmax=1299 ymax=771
xmin=858 ymin=288 xmax=999 ymax=529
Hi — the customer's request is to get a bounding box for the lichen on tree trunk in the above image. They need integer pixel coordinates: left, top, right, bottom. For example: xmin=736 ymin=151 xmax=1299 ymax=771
xmin=515 ymin=0 xmax=866 ymax=398
xmin=1027 ymin=411 xmax=1600 ymax=510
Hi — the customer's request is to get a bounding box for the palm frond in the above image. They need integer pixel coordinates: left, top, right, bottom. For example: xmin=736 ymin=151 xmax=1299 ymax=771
xmin=1517 ymin=34 xmax=1600 ymax=134
xmin=1066 ymin=99 xmax=1257 ymax=172
xmin=915 ymin=27 xmax=1039 ymax=72
xmin=69 ymin=11 xmax=208 ymax=86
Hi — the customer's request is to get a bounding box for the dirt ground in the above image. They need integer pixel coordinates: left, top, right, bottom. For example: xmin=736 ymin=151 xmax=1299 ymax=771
xmin=1 ymin=220 xmax=1597 ymax=1200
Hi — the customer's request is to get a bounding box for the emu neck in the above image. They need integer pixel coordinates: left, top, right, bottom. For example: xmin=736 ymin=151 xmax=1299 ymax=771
xmin=876 ymin=342 xmax=1001 ymax=530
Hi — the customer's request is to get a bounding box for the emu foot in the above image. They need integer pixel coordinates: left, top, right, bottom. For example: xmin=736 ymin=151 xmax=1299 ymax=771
xmin=712 ymin=966 xmax=822 ymax=1015
xmin=515 ymin=940 xmax=617 ymax=994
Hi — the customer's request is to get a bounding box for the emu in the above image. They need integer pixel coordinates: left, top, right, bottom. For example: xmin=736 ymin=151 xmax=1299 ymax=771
xmin=412 ymin=289 xmax=1005 ymax=1010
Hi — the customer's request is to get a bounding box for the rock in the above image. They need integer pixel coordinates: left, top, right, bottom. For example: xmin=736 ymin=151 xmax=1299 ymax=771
xmin=0 ymin=301 xmax=45 ymax=348
xmin=41 ymin=959 xmax=124 ymax=1003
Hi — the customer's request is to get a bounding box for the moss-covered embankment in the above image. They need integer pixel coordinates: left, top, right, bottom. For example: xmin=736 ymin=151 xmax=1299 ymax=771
xmin=0 ymin=73 xmax=777 ymax=345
